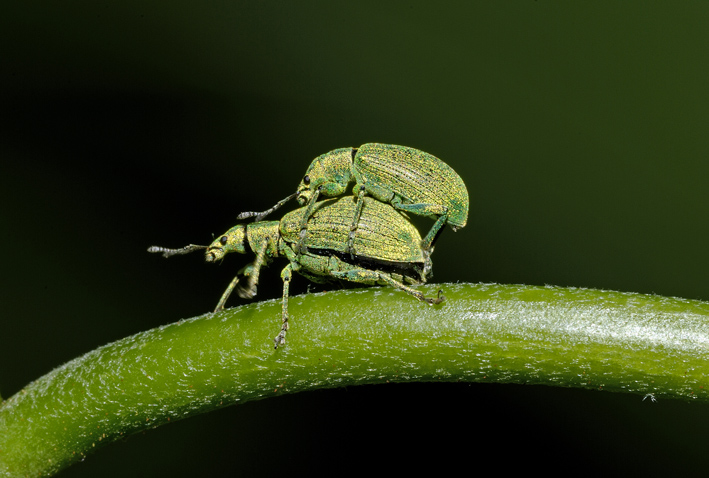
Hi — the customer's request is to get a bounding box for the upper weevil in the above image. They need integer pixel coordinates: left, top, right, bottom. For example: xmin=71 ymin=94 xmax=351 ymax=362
xmin=238 ymin=143 xmax=469 ymax=254
xmin=149 ymin=196 xmax=443 ymax=348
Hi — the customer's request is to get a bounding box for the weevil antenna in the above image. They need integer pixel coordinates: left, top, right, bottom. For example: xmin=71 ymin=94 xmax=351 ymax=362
xmin=237 ymin=192 xmax=298 ymax=221
xmin=147 ymin=244 xmax=207 ymax=258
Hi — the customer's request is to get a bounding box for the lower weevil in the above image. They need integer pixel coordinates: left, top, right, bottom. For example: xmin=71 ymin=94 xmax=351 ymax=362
xmin=149 ymin=196 xmax=443 ymax=348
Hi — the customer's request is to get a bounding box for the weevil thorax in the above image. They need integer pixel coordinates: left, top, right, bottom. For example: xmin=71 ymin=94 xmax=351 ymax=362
xmin=296 ymin=148 xmax=355 ymax=205
xmin=205 ymin=224 xmax=248 ymax=262
xmin=244 ymin=221 xmax=282 ymax=255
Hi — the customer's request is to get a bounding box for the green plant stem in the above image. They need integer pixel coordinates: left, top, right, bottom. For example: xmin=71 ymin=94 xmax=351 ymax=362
xmin=2 ymin=283 xmax=709 ymax=476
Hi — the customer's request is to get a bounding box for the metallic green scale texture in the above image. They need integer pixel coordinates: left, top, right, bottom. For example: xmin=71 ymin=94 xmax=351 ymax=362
xmin=149 ymin=197 xmax=443 ymax=348
xmin=237 ymin=143 xmax=469 ymax=253
xmin=353 ymin=143 xmax=468 ymax=228
xmin=280 ymin=196 xmax=426 ymax=264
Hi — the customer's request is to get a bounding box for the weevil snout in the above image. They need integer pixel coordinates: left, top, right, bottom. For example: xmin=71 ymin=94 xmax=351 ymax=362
xmin=296 ymin=182 xmax=326 ymax=207
xmin=205 ymin=225 xmax=248 ymax=262
xmin=205 ymin=248 xmax=224 ymax=262
xmin=205 ymin=234 xmax=229 ymax=262
xmin=296 ymin=184 xmax=311 ymax=205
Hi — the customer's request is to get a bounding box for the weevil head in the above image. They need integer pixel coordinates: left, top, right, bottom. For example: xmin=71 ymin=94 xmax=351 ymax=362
xmin=296 ymin=148 xmax=355 ymax=205
xmin=205 ymin=224 xmax=247 ymax=262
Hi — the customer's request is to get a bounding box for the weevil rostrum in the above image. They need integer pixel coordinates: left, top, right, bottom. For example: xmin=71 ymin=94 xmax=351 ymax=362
xmin=149 ymin=196 xmax=444 ymax=348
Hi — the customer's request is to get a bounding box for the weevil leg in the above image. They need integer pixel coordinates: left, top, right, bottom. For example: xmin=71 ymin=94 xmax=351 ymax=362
xmin=274 ymin=263 xmax=293 ymax=348
xmin=376 ymin=273 xmax=445 ymax=305
xmin=391 ymin=202 xmax=449 ymax=252
xmin=422 ymin=246 xmax=434 ymax=280
xmin=236 ymin=237 xmax=272 ymax=299
xmin=330 ymin=266 xmax=445 ymax=305
xmin=419 ymin=214 xmax=448 ymax=252
xmin=214 ymin=275 xmax=240 ymax=313
xmin=237 ymin=192 xmax=298 ymax=221
xmin=346 ymin=185 xmax=367 ymax=257
xmin=213 ymin=260 xmax=263 ymax=312
xmin=295 ymin=186 xmax=322 ymax=255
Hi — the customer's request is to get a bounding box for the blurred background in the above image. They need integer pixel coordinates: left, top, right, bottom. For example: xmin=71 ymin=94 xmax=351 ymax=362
xmin=2 ymin=2 xmax=709 ymax=476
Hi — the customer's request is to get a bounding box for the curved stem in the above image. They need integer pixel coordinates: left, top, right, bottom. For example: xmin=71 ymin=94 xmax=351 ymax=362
xmin=2 ymin=283 xmax=709 ymax=476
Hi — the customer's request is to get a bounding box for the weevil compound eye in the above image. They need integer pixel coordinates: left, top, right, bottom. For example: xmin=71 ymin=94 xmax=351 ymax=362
xmin=219 ymin=235 xmax=228 ymax=245
xmin=303 ymin=175 xmax=310 ymax=185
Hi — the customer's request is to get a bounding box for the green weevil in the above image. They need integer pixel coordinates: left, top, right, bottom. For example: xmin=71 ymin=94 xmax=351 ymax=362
xmin=149 ymin=196 xmax=443 ymax=348
xmin=238 ymin=143 xmax=469 ymax=254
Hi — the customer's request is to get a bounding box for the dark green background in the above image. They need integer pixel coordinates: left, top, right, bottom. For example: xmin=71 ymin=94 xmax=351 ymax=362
xmin=2 ymin=2 xmax=709 ymax=476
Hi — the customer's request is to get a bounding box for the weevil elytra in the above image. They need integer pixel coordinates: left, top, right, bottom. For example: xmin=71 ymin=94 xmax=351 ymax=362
xmin=149 ymin=196 xmax=443 ymax=348
xmin=238 ymin=143 xmax=469 ymax=254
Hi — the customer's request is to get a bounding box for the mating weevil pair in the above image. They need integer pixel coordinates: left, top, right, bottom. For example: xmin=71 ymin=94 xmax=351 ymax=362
xmin=149 ymin=143 xmax=468 ymax=348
